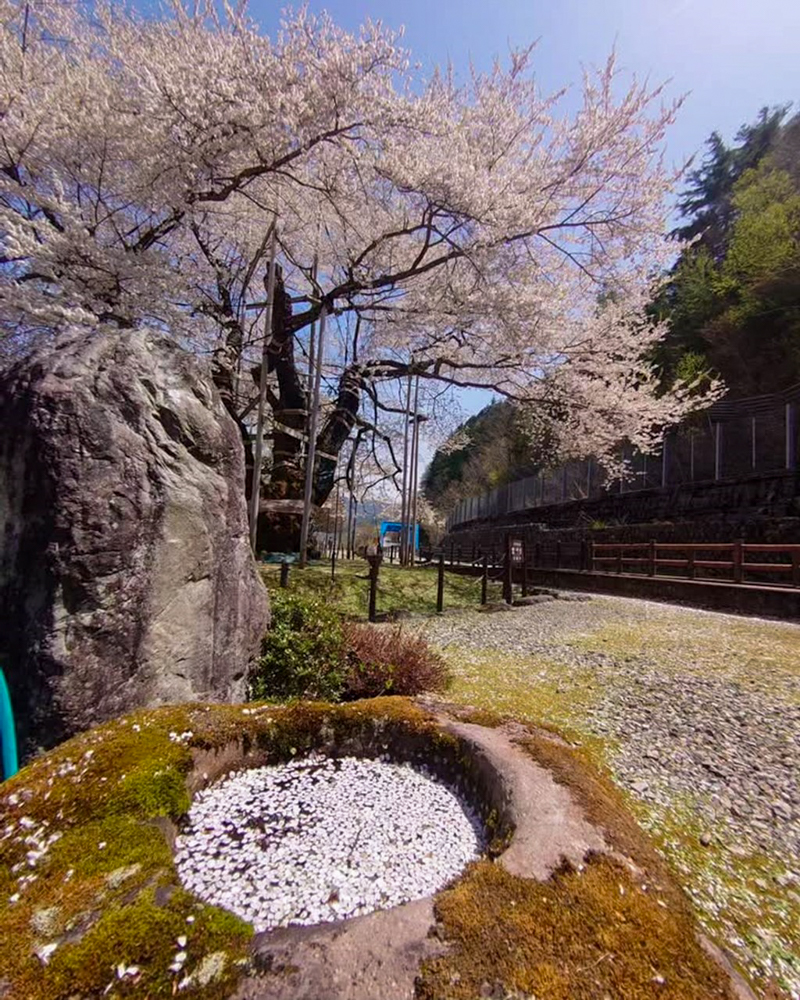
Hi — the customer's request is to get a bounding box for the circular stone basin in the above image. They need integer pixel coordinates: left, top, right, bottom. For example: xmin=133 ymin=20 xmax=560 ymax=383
xmin=175 ymin=754 xmax=485 ymax=931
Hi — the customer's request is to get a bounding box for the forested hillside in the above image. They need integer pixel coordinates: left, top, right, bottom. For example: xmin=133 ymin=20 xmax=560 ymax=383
xmin=422 ymin=402 xmax=539 ymax=513
xmin=426 ymin=105 xmax=800 ymax=512
xmin=653 ymin=105 xmax=800 ymax=397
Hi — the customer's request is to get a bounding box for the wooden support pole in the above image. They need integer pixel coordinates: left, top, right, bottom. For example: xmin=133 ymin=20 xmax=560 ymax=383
xmin=249 ymin=223 xmax=279 ymax=554
xmin=279 ymin=561 xmax=290 ymax=588
xmin=648 ymin=539 xmax=656 ymax=577
xmin=481 ymin=555 xmax=488 ymax=605
xmin=437 ymin=553 xmax=445 ymax=614
xmin=299 ymin=304 xmax=327 ymax=567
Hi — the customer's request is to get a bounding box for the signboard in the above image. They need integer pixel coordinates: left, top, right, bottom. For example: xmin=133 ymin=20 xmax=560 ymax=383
xmin=510 ymin=538 xmax=524 ymax=564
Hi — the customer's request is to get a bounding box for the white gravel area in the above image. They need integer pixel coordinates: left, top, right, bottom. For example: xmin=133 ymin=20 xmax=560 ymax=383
xmin=417 ymin=593 xmax=800 ymax=998
xmin=175 ymin=755 xmax=484 ymax=932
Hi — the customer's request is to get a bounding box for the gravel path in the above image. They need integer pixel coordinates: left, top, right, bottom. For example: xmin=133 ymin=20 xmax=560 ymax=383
xmin=175 ymin=756 xmax=483 ymax=932
xmin=415 ymin=594 xmax=800 ymax=999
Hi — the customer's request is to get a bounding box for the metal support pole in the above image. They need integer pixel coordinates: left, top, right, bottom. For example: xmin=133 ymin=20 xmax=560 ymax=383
xmin=751 ymin=416 xmax=757 ymax=472
xmin=399 ymin=372 xmax=413 ymax=565
xmin=280 ymin=561 xmax=289 ymax=588
xmin=298 ymin=306 xmax=327 ymax=566
xmin=249 ymin=223 xmax=279 ymax=554
xmin=661 ymin=434 xmax=668 ymax=488
xmin=714 ymin=421 xmax=722 ymax=481
xmin=409 ymin=383 xmax=422 ymax=566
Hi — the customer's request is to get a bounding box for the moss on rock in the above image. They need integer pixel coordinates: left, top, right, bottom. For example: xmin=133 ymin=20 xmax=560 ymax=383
xmin=0 ymin=697 xmax=449 ymax=999
xmin=417 ymin=856 xmax=738 ymax=1000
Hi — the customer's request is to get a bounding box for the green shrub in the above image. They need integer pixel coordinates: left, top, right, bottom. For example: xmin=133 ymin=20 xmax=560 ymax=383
xmin=343 ymin=623 xmax=450 ymax=699
xmin=249 ymin=592 xmax=347 ymax=701
xmin=249 ymin=595 xmax=450 ymax=703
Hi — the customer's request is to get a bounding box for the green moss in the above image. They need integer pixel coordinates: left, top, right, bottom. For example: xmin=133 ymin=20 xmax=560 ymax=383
xmin=417 ymin=857 xmax=738 ymax=1000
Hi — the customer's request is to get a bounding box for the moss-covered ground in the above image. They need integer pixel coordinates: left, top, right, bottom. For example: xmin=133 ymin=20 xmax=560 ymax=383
xmin=260 ymin=558 xmax=503 ymax=618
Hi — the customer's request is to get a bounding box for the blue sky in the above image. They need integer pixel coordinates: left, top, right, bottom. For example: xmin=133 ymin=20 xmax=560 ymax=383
xmin=247 ymin=0 xmax=800 ymax=188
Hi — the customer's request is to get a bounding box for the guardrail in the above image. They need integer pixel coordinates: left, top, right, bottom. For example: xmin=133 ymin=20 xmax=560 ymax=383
xmin=590 ymin=541 xmax=800 ymax=587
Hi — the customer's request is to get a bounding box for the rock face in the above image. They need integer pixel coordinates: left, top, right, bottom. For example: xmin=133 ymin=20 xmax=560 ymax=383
xmin=0 ymin=328 xmax=269 ymax=756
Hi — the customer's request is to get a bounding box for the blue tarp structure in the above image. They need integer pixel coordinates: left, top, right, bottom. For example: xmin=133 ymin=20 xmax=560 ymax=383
xmin=379 ymin=521 xmax=419 ymax=555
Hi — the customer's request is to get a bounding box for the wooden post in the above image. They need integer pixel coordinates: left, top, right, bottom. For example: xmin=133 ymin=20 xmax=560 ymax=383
xmin=437 ymin=553 xmax=445 ymax=614
xmin=280 ymin=560 xmax=289 ymax=588
xmin=472 ymin=541 xmax=477 ymax=563
xmin=732 ymin=539 xmax=743 ymax=584
xmin=687 ymin=546 xmax=696 ymax=580
xmin=714 ymin=421 xmax=722 ymax=480
xmin=616 ymin=548 xmax=623 ymax=574
xmin=481 ymin=555 xmax=488 ymax=605
xmin=792 ymin=549 xmax=800 ymax=588
xmin=786 ymin=402 xmax=797 ymax=470
xmin=331 ymin=544 xmax=336 ymax=581
xmin=535 ymin=541 xmax=541 ymax=568
xmin=368 ymin=553 xmax=381 ymax=622
xmin=555 ymin=539 xmax=562 ymax=569
xmin=521 ymin=538 xmax=528 ymax=597
xmin=589 ymin=540 xmax=595 ymax=573
xmin=450 ymin=541 xmax=455 ymax=567
xmin=648 ymin=539 xmax=656 ymax=577
xmin=503 ymin=534 xmax=513 ymax=604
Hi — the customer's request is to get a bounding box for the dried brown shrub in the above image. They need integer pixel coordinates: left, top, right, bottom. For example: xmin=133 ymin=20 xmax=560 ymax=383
xmin=343 ymin=624 xmax=450 ymax=699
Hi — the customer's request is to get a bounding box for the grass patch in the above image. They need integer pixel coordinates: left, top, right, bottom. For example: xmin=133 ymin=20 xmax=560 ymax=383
xmin=260 ymin=559 xmax=502 ymax=618
xmin=441 ymin=646 xmax=612 ymax=762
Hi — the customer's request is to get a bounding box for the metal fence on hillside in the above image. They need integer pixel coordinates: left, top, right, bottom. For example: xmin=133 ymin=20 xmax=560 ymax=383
xmin=447 ymin=385 xmax=800 ymax=529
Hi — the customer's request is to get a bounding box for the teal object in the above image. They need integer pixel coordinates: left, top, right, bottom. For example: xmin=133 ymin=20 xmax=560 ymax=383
xmin=0 ymin=668 xmax=18 ymax=780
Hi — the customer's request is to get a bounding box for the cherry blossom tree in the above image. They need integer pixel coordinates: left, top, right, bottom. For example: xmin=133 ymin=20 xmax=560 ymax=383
xmin=0 ymin=0 xmax=719 ymax=549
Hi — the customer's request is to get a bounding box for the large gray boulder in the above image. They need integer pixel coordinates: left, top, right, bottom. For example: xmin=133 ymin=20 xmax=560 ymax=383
xmin=0 ymin=328 xmax=269 ymax=756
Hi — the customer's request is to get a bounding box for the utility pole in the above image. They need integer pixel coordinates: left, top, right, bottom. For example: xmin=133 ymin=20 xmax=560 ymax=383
xmin=248 ymin=222 xmax=278 ymax=554
xmin=298 ymin=305 xmax=327 ymax=567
